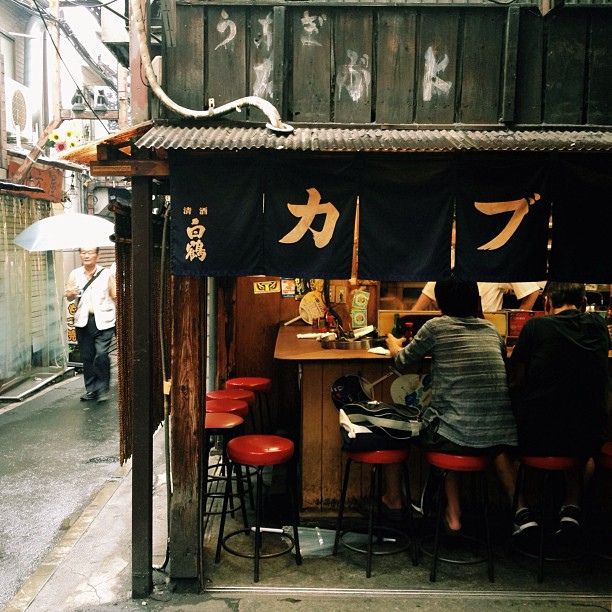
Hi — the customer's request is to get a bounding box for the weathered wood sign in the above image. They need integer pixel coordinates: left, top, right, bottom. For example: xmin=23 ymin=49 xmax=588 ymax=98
xmin=164 ymin=4 xmax=612 ymax=127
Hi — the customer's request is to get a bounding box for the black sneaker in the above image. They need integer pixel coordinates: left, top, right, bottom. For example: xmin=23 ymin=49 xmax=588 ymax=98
xmin=513 ymin=508 xmax=539 ymax=536
xmin=556 ymin=504 xmax=581 ymax=534
xmin=80 ymin=391 xmax=98 ymax=401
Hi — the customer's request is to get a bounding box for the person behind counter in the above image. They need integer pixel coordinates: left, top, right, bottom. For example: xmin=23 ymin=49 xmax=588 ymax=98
xmin=509 ymin=282 xmax=610 ymax=537
xmin=386 ymin=277 xmax=518 ymax=532
xmin=413 ymin=281 xmax=541 ymax=312
xmin=65 ymin=248 xmax=116 ymax=402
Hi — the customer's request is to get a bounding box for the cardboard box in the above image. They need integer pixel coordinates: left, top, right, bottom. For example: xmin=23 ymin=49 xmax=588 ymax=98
xmin=484 ymin=312 xmax=508 ymax=339
xmin=378 ymin=310 xmax=440 ymax=336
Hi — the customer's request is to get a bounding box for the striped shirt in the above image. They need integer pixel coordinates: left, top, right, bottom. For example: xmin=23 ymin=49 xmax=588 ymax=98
xmin=394 ymin=315 xmax=517 ymax=448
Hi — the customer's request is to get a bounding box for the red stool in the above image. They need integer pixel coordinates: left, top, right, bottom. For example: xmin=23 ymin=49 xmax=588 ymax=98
xmin=206 ymin=400 xmax=254 ymax=508
xmin=226 ymin=377 xmax=272 ymax=433
xmin=207 ymin=389 xmax=256 ymax=407
xmin=203 ymin=413 xmax=248 ymax=525
xmin=215 ymin=434 xmax=302 ymax=582
xmin=206 ymin=398 xmax=249 ymax=419
xmin=333 ymin=448 xmax=417 ymax=578
xmin=424 ymin=452 xmax=494 ymax=583
xmin=207 ymin=389 xmax=256 ymax=433
xmin=512 ymin=455 xmax=584 ymax=583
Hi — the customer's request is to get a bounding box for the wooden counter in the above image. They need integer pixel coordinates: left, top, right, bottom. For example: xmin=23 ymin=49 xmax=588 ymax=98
xmin=274 ymin=325 xmax=391 ymax=362
xmin=275 ymin=325 xmax=405 ymax=515
xmin=275 ymin=325 xmax=612 ymax=516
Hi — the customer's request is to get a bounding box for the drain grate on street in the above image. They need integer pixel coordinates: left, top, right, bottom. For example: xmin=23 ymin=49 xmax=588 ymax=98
xmin=85 ymin=455 xmax=119 ymax=464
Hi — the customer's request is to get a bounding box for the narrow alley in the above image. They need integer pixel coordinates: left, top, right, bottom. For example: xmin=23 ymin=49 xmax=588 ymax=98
xmin=0 ymin=370 xmax=119 ymax=608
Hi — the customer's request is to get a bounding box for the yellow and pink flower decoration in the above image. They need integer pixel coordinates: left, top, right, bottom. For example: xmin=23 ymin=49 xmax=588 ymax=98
xmin=48 ymin=128 xmax=81 ymax=152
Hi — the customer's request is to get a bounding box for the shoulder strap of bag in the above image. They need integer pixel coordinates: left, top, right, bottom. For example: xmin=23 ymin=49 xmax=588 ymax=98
xmin=81 ymin=268 xmax=103 ymax=295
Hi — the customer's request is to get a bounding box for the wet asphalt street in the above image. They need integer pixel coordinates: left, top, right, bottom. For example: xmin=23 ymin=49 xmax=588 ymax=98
xmin=0 ymin=371 xmax=120 ymax=608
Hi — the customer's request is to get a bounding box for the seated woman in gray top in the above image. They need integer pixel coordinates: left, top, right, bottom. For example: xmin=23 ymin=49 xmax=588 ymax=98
xmin=386 ymin=277 xmax=517 ymax=532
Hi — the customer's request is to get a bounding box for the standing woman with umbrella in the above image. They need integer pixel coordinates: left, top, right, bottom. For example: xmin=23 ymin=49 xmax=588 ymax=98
xmin=64 ymin=248 xmax=116 ymax=402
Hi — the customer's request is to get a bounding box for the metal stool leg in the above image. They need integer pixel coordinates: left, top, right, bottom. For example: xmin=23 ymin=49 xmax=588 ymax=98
xmin=402 ymin=462 xmax=419 ymax=566
xmin=223 ymin=443 xmax=237 ymax=518
xmin=214 ymin=462 xmax=233 ymax=564
xmin=289 ymin=459 xmax=302 ymax=566
xmin=481 ymin=473 xmax=494 ymax=582
xmin=254 ymin=466 xmax=264 ymax=583
xmin=235 ymin=464 xmax=249 ymax=529
xmin=366 ymin=465 xmax=378 ymax=578
xmin=537 ymin=471 xmax=548 ymax=583
xmin=334 ymin=458 xmax=352 ymax=555
xmin=430 ymin=470 xmax=445 ymax=582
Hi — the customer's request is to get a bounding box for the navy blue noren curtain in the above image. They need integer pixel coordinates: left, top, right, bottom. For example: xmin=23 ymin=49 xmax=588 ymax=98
xmin=549 ymin=155 xmax=612 ymax=283
xmin=454 ymin=156 xmax=551 ymax=282
xmin=263 ymin=157 xmax=357 ymax=279
xmin=169 ymin=154 xmax=264 ymax=277
xmin=358 ymin=158 xmax=454 ymax=281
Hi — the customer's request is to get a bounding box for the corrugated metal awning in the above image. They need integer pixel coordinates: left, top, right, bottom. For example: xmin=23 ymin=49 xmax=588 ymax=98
xmin=135 ymin=125 xmax=612 ymax=153
xmin=0 ymin=180 xmax=44 ymax=193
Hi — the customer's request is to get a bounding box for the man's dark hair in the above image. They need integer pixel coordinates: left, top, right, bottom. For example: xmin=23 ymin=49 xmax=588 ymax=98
xmin=434 ymin=277 xmax=481 ymax=318
xmin=543 ymin=282 xmax=585 ymax=309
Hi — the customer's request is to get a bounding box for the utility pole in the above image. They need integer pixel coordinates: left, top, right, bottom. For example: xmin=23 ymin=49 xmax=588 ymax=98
xmin=130 ymin=0 xmax=149 ymax=123
xmin=50 ymin=0 xmax=61 ymax=121
xmin=118 ymin=65 xmax=129 ymax=130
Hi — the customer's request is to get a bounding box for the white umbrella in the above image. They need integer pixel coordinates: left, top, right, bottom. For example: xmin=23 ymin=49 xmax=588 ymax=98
xmin=14 ymin=213 xmax=114 ymax=251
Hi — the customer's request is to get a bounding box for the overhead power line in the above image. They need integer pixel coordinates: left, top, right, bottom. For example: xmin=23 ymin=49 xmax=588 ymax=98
xmin=31 ymin=0 xmax=111 ymax=134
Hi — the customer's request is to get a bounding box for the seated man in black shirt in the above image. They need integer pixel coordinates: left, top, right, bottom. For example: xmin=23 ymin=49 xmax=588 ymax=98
xmin=510 ymin=282 xmax=610 ymax=536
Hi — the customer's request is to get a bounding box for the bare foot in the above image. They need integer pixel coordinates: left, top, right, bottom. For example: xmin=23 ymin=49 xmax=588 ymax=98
xmin=444 ymin=508 xmax=462 ymax=532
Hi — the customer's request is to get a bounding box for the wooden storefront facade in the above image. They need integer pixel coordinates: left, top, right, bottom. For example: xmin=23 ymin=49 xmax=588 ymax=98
xmin=82 ymin=0 xmax=612 ymax=597
xmin=165 ymin=1 xmax=612 ymax=128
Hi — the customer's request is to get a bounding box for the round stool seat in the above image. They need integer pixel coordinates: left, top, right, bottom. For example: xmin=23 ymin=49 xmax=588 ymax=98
xmin=425 ymin=452 xmax=490 ymax=472
xmin=521 ymin=456 xmax=581 ymax=471
xmin=207 ymin=389 xmax=256 ymax=406
xmin=206 ymin=399 xmax=249 ymax=418
xmin=205 ymin=413 xmax=244 ymax=430
xmin=228 ymin=435 xmax=293 ymax=466
xmin=226 ymin=377 xmax=272 ymax=393
xmin=597 ymin=442 xmax=612 ymax=470
xmin=348 ymin=448 xmax=410 ymax=465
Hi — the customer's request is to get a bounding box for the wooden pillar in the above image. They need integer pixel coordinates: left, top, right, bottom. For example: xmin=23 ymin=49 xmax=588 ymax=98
xmin=169 ymin=276 xmax=206 ymax=586
xmin=501 ymin=6 xmax=520 ymax=124
xmin=130 ymin=0 xmax=150 ymax=124
xmin=131 ymin=177 xmax=154 ymax=597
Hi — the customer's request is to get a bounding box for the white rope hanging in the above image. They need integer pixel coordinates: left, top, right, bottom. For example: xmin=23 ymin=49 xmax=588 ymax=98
xmin=129 ymin=0 xmax=294 ymax=133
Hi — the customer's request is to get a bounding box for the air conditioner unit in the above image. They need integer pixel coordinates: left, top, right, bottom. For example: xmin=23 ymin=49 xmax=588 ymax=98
xmin=4 ymin=77 xmax=33 ymax=144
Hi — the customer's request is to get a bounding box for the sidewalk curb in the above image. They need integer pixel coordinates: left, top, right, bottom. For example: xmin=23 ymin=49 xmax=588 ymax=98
xmin=4 ymin=461 xmax=131 ymax=612
xmin=0 ymin=371 xmax=80 ymax=418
